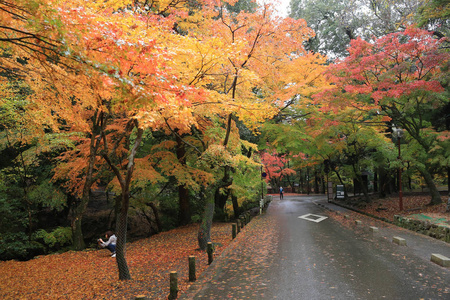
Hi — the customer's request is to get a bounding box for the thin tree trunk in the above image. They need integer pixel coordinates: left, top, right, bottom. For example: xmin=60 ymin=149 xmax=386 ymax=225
xmin=314 ymin=169 xmax=319 ymax=194
xmin=102 ymin=123 xmax=144 ymax=280
xmin=306 ymin=167 xmax=310 ymax=195
xmin=374 ymin=171 xmax=378 ymax=193
xmin=176 ymin=135 xmax=191 ymax=226
xmin=72 ymin=111 xmax=103 ymax=250
xmin=147 ymin=202 xmax=162 ymax=233
xmin=321 ymin=175 xmax=326 ymax=194
xmin=231 ymin=194 xmax=240 ymax=219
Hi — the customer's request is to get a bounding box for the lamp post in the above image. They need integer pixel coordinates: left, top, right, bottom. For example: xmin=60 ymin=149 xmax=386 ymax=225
xmin=393 ymin=125 xmax=404 ymax=211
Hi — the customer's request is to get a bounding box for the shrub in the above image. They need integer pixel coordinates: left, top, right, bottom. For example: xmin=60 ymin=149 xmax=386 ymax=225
xmin=0 ymin=232 xmax=45 ymax=261
xmin=34 ymin=227 xmax=72 ymax=251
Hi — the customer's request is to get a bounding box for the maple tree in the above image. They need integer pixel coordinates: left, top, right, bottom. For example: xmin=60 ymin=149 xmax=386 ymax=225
xmin=260 ymin=150 xmax=296 ymax=190
xmin=130 ymin=0 xmax=320 ymax=250
xmin=317 ymin=27 xmax=450 ymax=205
xmin=1 ymin=0 xmax=200 ymax=278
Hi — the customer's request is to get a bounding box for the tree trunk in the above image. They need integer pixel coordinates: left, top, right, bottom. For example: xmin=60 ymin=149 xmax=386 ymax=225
xmin=176 ymin=135 xmax=191 ymax=226
xmin=72 ymin=111 xmax=103 ymax=250
xmin=313 ymin=170 xmax=318 ymax=194
xmin=198 ymin=200 xmax=215 ymax=251
xmin=231 ymin=194 xmax=240 ymax=219
xmin=378 ymin=167 xmax=389 ymax=198
xmin=116 ymin=192 xmax=131 ymax=280
xmin=299 ymin=169 xmax=303 ymax=193
xmin=447 ymin=167 xmax=450 ymax=212
xmin=419 ymin=167 xmax=442 ymax=205
xmin=321 ymin=175 xmax=326 ymax=194
xmin=147 ymin=202 xmax=162 ymax=233
xmin=214 ymin=166 xmax=232 ymax=213
xmin=102 ymin=123 xmax=144 ymax=280
xmin=374 ymin=171 xmax=378 ymax=193
xmin=306 ymin=167 xmax=310 ymax=195
xmin=355 ymin=175 xmax=370 ymax=201
xmin=71 ymin=204 xmax=87 ymax=250
xmin=178 ymin=185 xmax=191 ymax=225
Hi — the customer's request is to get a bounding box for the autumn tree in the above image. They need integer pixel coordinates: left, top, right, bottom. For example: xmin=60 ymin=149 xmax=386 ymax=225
xmin=169 ymin=0 xmax=320 ymax=249
xmin=319 ymin=27 xmax=450 ymax=205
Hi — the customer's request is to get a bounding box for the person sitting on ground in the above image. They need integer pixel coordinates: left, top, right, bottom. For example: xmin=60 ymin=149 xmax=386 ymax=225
xmin=98 ymin=230 xmax=116 ymax=257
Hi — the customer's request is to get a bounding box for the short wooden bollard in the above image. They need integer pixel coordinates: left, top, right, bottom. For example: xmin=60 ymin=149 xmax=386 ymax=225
xmin=232 ymin=223 xmax=237 ymax=239
xmin=135 ymin=296 xmax=149 ymax=300
xmin=207 ymin=242 xmax=214 ymax=265
xmin=169 ymin=271 xmax=178 ymax=300
xmin=236 ymin=220 xmax=241 ymax=234
xmin=188 ymin=256 xmax=196 ymax=282
xmin=240 ymin=217 xmax=245 ymax=228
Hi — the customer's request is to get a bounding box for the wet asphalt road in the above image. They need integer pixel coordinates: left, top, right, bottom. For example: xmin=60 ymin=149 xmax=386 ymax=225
xmin=182 ymin=195 xmax=450 ymax=299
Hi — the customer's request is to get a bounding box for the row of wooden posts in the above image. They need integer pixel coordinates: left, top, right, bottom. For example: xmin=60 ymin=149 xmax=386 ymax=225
xmin=134 ymin=211 xmax=255 ymax=300
xmin=135 ymin=197 xmax=275 ymax=300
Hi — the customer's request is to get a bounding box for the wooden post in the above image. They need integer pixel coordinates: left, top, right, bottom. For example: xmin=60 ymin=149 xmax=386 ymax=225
xmin=236 ymin=220 xmax=240 ymax=234
xmin=207 ymin=242 xmax=214 ymax=265
xmin=232 ymin=223 xmax=237 ymax=239
xmin=188 ymin=256 xmax=196 ymax=282
xmin=135 ymin=296 xmax=148 ymax=300
xmin=169 ymin=271 xmax=178 ymax=300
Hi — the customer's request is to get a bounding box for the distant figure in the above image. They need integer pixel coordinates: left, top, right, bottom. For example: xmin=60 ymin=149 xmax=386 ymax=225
xmin=279 ymin=186 xmax=284 ymax=199
xmin=98 ymin=231 xmax=116 ymax=257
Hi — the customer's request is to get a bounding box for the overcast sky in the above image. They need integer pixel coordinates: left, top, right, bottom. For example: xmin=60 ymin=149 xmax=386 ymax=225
xmin=258 ymin=0 xmax=291 ymax=17
xmin=278 ymin=0 xmax=290 ymax=17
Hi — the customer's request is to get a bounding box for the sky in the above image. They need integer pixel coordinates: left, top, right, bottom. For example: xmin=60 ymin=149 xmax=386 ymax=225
xmin=277 ymin=0 xmax=291 ymax=17
xmin=258 ymin=0 xmax=291 ymax=18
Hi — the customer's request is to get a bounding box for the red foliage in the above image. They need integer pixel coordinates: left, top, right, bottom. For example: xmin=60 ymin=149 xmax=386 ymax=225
xmin=0 ymin=223 xmax=233 ymax=299
xmin=261 ymin=151 xmax=296 ymax=183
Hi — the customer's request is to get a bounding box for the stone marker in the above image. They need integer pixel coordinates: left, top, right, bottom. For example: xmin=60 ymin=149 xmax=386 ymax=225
xmin=431 ymin=253 xmax=450 ymax=267
xmin=370 ymin=226 xmax=379 ymax=233
xmin=392 ymin=236 xmax=407 ymax=246
xmin=355 ymin=220 xmax=362 ymax=225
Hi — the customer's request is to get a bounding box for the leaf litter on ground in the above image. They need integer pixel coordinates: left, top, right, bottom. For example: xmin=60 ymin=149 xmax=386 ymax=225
xmin=0 ymin=223 xmax=232 ymax=300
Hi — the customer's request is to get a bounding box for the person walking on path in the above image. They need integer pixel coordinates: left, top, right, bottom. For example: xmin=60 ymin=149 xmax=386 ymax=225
xmin=279 ymin=186 xmax=284 ymax=199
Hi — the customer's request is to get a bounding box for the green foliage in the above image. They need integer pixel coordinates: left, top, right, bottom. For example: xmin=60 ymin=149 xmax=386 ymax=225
xmin=0 ymin=232 xmax=45 ymax=261
xmin=225 ymin=0 xmax=258 ymax=14
xmin=28 ymin=180 xmax=67 ymax=212
xmin=33 ymin=227 xmax=72 ymax=249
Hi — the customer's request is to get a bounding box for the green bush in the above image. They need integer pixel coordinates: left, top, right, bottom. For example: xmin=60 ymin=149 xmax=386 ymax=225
xmin=34 ymin=227 xmax=72 ymax=250
xmin=0 ymin=232 xmax=45 ymax=261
